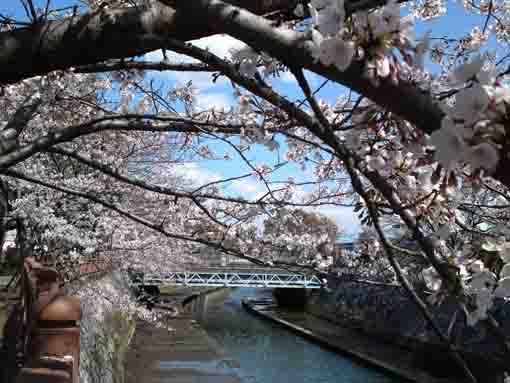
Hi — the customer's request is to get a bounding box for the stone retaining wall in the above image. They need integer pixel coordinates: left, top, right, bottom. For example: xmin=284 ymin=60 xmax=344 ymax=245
xmin=306 ymin=275 xmax=510 ymax=381
xmin=66 ymin=271 xmax=135 ymax=383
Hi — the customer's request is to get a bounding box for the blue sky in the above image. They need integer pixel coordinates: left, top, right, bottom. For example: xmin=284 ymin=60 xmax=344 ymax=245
xmin=144 ymin=40 xmax=363 ymax=235
xmin=2 ymin=0 xmax=501 ymax=237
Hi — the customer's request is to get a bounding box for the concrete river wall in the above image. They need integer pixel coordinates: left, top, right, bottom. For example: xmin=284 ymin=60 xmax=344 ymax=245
xmin=126 ymin=286 xmax=406 ymax=383
xmin=305 ymin=275 xmax=510 ymax=382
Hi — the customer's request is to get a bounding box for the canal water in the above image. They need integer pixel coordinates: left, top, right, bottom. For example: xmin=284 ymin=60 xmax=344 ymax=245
xmin=190 ymin=287 xmax=404 ymax=383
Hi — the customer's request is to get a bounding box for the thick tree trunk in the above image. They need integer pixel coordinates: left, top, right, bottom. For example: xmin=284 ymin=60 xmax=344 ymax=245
xmin=0 ymin=0 xmax=298 ymax=85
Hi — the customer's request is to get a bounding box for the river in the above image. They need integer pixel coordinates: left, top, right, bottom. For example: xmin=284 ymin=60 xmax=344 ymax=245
xmin=189 ymin=287 xmax=404 ymax=383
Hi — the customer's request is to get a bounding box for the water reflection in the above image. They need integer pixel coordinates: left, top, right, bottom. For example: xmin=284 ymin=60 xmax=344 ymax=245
xmin=191 ymin=288 xmax=403 ymax=383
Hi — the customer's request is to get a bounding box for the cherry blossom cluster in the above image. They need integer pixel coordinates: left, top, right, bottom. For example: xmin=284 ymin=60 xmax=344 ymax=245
xmin=302 ymin=0 xmax=427 ymax=82
xmin=422 ymin=239 xmax=510 ymax=325
xmin=5 ymin=0 xmax=510 ymax=348
xmin=430 ymin=55 xmax=507 ymax=174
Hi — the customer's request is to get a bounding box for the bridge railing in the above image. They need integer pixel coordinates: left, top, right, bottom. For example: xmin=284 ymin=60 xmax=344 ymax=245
xmin=138 ymin=270 xmax=322 ymax=289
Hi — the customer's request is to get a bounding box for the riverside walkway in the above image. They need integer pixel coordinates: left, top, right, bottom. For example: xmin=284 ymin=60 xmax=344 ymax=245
xmin=125 ymin=289 xmax=241 ymax=383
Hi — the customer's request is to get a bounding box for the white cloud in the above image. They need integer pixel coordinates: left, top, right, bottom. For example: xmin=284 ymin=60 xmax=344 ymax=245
xmin=180 ymin=72 xmax=220 ymax=89
xmin=196 ymin=92 xmax=234 ymax=111
xmin=192 ymin=34 xmax=246 ymax=60
xmin=230 ymin=179 xmax=261 ymax=194
xmin=145 ymin=35 xmax=246 ymax=90
xmin=280 ymin=70 xmax=295 ymax=83
xmin=147 ymin=34 xmax=246 ymax=63
xmin=314 ymin=205 xmax=361 ymax=236
xmin=172 ymin=162 xmax=221 ymax=188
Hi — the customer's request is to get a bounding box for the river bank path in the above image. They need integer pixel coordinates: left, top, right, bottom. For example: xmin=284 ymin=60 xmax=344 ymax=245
xmin=125 ymin=314 xmax=242 ymax=383
xmin=126 ymin=288 xmax=242 ymax=383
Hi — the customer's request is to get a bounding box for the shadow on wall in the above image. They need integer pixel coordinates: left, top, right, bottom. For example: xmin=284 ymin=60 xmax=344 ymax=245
xmin=273 ymin=288 xmax=308 ymax=308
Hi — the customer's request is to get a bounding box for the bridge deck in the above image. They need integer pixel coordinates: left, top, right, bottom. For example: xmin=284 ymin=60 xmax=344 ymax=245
xmin=137 ymin=269 xmax=322 ymax=289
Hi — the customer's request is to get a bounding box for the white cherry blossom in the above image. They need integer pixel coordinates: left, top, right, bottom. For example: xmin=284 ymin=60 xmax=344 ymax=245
xmin=6 ymin=0 xmax=510 ymax=352
xmin=231 ymin=46 xmax=259 ymax=77
xmin=429 ymin=117 xmax=468 ymax=169
xmin=319 ymin=37 xmax=355 ymax=71
xmin=367 ymin=155 xmax=386 ymax=171
xmin=449 ymin=55 xmax=485 ymax=85
xmin=467 ymin=142 xmax=499 ymax=171
xmin=239 ymin=95 xmax=250 ymax=113
xmin=293 ymin=3 xmax=304 ymax=17
xmin=470 ymin=260 xmax=485 ymax=273
xmin=376 ymin=56 xmax=391 ymax=77
xmin=477 ymin=62 xmax=496 ymax=85
xmin=500 ymin=242 xmax=510 ymax=263
xmin=423 ymin=266 xmax=442 ymax=291
xmin=309 ymin=0 xmax=346 ymax=36
xmin=453 ymin=83 xmax=489 ymax=124
xmin=470 ymin=269 xmax=497 ymax=291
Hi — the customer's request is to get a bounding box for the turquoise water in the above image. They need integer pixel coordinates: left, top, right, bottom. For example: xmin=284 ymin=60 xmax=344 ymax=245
xmin=194 ymin=288 xmax=404 ymax=383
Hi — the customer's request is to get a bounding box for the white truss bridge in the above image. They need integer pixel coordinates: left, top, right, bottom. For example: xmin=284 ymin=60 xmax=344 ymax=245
xmin=138 ymin=269 xmax=322 ymax=289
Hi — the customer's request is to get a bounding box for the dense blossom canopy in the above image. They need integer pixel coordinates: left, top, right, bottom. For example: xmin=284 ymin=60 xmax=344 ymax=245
xmin=2 ymin=2 xmax=510 ymax=379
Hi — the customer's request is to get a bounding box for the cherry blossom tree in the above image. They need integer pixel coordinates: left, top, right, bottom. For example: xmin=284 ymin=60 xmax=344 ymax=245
xmin=3 ymin=0 xmax=510 ymax=380
xmin=262 ymin=209 xmax=340 ymax=269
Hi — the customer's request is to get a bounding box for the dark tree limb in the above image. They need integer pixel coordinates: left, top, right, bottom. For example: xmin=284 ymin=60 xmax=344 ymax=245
xmin=0 ymin=0 xmax=298 ymax=85
xmin=166 ymin=0 xmax=510 ymax=190
xmin=76 ymin=60 xmax=216 ymax=74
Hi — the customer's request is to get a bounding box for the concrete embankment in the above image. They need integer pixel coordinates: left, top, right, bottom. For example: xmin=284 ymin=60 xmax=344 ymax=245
xmin=126 ymin=287 xmax=241 ymax=383
xmin=242 ymin=298 xmax=461 ymax=383
xmin=306 ymin=276 xmax=507 ymax=382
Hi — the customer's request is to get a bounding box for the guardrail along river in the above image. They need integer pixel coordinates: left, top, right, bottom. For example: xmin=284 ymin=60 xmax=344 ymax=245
xmin=187 ymin=287 xmax=405 ymax=383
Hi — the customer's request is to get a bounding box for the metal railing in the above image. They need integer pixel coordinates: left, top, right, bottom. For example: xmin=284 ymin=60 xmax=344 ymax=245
xmin=138 ymin=270 xmax=322 ymax=289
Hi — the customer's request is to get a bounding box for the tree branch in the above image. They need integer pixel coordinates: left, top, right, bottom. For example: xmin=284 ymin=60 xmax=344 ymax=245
xmin=166 ymin=0 xmax=444 ymax=136
xmin=2 ymin=169 xmax=270 ymax=266
xmin=161 ymin=36 xmax=457 ymax=289
xmin=0 ymin=115 xmax=239 ymax=169
xmin=75 ymin=60 xmax=216 ymax=74
xmin=48 ymin=147 xmax=231 ymax=227
xmin=366 ymin=192 xmax=478 ymax=383
xmin=0 ymin=0 xmax=298 ymax=84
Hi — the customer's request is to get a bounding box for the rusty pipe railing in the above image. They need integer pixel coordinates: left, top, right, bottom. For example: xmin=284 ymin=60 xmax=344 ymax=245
xmin=12 ymin=257 xmax=81 ymax=383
